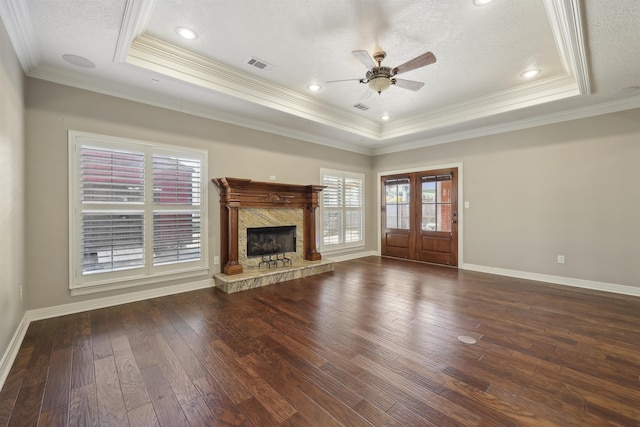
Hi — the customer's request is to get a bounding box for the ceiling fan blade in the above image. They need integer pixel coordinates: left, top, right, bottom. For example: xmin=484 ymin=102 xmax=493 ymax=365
xmin=359 ymin=88 xmax=373 ymax=101
xmin=352 ymin=50 xmax=376 ymax=70
xmin=393 ymin=79 xmax=425 ymax=91
xmin=393 ymin=51 xmax=436 ymax=75
xmin=325 ymin=78 xmax=362 ymax=84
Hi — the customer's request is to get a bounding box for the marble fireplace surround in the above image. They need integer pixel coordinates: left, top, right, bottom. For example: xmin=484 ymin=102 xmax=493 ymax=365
xmin=212 ymin=177 xmax=334 ymax=293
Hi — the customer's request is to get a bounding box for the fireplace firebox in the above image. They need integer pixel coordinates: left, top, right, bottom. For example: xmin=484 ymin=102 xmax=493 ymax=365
xmin=247 ymin=226 xmax=296 ymax=258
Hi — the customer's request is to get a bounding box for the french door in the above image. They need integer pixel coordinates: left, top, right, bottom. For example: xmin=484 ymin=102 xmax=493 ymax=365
xmin=381 ymin=168 xmax=458 ymax=266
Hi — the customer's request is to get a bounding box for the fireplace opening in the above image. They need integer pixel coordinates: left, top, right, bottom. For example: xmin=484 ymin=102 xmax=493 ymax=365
xmin=247 ymin=225 xmax=296 ymax=258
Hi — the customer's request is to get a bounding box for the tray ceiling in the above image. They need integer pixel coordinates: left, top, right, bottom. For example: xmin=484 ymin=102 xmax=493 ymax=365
xmin=2 ymin=0 xmax=639 ymax=155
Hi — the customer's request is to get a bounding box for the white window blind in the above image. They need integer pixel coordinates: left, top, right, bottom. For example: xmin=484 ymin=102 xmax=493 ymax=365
xmin=152 ymin=154 xmax=202 ymax=266
xmin=321 ymin=169 xmax=364 ymax=250
xmin=69 ymin=131 xmax=208 ymax=291
xmin=82 ymin=213 xmax=144 ymax=273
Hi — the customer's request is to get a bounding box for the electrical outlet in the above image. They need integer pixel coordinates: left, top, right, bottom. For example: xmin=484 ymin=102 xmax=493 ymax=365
xmin=557 ymin=255 xmax=565 ymax=264
xmin=214 ymin=256 xmax=220 ymax=265
xmin=269 ymin=175 xmax=276 ymax=181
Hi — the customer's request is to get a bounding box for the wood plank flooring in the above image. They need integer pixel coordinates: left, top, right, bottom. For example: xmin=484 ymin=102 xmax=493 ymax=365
xmin=1 ymin=256 xmax=640 ymax=426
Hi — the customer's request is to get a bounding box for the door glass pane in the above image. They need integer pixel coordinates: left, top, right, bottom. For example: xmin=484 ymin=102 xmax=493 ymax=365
xmin=384 ymin=179 xmax=410 ymax=230
xmin=437 ymin=180 xmax=451 ymax=203
xmin=385 ymin=205 xmax=398 ymax=229
xmin=437 ymin=203 xmax=452 ymax=232
xmin=422 ymin=181 xmax=435 ymax=203
xmin=421 ymin=204 xmax=436 ymax=230
xmin=421 ymin=175 xmax=452 ymax=232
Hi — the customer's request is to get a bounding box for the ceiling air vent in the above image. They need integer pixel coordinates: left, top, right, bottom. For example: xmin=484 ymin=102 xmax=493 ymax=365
xmin=246 ymin=57 xmax=275 ymax=72
xmin=353 ymin=103 xmax=370 ymax=111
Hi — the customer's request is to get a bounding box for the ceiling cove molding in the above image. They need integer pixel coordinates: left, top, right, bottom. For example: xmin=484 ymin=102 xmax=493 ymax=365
xmin=0 ymin=0 xmax=41 ymax=72
xmin=26 ymin=66 xmax=375 ymax=156
xmin=113 ymin=0 xmax=156 ymax=63
xmin=544 ymin=0 xmax=590 ymax=95
xmin=373 ymin=95 xmax=640 ymax=156
xmin=127 ymin=35 xmax=382 ymax=140
xmin=380 ymin=0 xmax=589 ymax=141
xmin=181 ymin=102 xmax=375 ymax=156
xmin=381 ymin=75 xmax=580 ymax=139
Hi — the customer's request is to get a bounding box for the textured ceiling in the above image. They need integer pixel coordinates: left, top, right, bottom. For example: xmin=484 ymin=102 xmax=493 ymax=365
xmin=2 ymin=0 xmax=640 ymax=155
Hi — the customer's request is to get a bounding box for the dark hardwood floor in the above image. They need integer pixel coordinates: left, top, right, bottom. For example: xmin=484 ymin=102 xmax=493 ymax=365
xmin=1 ymin=256 xmax=640 ymax=426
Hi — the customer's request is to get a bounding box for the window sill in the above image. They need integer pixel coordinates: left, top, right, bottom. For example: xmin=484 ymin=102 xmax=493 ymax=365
xmin=321 ymin=243 xmax=366 ymax=255
xmin=70 ymin=267 xmax=210 ymax=296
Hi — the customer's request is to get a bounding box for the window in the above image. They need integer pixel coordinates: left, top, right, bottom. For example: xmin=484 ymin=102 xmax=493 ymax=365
xmin=69 ymin=131 xmax=208 ymax=292
xmin=320 ymin=169 xmax=364 ymax=250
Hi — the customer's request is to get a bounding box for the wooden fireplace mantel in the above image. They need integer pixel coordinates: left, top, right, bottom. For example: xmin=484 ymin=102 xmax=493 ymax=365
xmin=212 ymin=177 xmax=325 ymax=275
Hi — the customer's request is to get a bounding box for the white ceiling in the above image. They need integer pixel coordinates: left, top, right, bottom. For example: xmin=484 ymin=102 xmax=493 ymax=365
xmin=2 ymin=0 xmax=640 ymax=155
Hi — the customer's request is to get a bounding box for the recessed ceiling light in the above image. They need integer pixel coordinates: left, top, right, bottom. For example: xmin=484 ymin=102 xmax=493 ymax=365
xmin=473 ymin=0 xmax=493 ymax=5
xmin=307 ymin=83 xmax=322 ymax=92
xmin=381 ymin=114 xmax=391 ymax=121
xmin=176 ymin=27 xmax=198 ymax=40
xmin=62 ymin=54 xmax=95 ymax=68
xmin=521 ymin=69 xmax=541 ymax=79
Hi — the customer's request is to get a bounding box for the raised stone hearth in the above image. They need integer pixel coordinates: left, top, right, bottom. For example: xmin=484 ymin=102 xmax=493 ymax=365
xmin=212 ymin=177 xmax=332 ymax=293
xmin=213 ymin=259 xmax=334 ymax=293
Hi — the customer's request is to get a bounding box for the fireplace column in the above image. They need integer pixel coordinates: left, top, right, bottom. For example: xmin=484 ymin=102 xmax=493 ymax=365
xmin=222 ymin=204 xmax=243 ymax=275
xmin=305 ymin=202 xmax=321 ymax=261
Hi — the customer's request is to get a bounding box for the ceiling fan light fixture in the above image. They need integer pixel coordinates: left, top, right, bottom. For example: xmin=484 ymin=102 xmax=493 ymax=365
xmin=369 ymin=76 xmax=392 ymax=94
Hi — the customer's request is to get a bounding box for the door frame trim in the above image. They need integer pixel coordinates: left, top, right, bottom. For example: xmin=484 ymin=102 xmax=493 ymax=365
xmin=376 ymin=162 xmax=464 ymax=267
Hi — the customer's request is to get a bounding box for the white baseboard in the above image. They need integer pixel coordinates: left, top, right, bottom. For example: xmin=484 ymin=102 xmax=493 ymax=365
xmin=29 ymin=278 xmax=215 ymax=321
xmin=326 ymin=250 xmax=378 ymax=263
xmin=0 ymin=312 xmax=30 ymax=391
xmin=462 ymin=263 xmax=640 ymax=297
xmin=0 ymin=278 xmax=214 ymax=391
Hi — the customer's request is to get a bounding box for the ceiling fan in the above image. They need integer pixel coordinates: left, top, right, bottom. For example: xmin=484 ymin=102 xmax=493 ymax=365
xmin=327 ymin=49 xmax=436 ymax=96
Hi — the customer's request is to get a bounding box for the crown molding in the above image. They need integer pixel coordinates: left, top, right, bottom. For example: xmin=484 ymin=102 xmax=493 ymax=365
xmin=180 ymin=102 xmax=376 ymax=155
xmin=113 ymin=0 xmax=156 ymax=63
xmin=544 ymin=0 xmax=590 ymax=95
xmin=379 ymin=0 xmax=589 ymax=140
xmin=13 ymin=0 xmax=626 ymax=158
xmin=0 ymin=0 xmax=41 ymax=72
xmin=381 ymin=74 xmax=581 ymax=140
xmin=26 ymin=66 xmax=375 ymax=156
xmin=122 ymin=0 xmax=589 ymax=144
xmin=372 ymin=95 xmax=640 ymax=156
xmin=127 ymin=35 xmax=382 ymax=140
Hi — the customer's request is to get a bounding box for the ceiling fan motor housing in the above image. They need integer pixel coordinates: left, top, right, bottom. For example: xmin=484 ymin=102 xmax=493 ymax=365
xmin=366 ymin=66 xmax=394 ymax=93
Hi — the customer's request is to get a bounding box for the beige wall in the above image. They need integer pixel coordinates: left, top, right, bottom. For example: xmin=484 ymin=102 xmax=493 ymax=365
xmin=374 ymin=109 xmax=640 ymax=288
xmin=24 ymin=78 xmax=375 ymax=309
xmin=21 ymin=70 xmax=640 ymax=312
xmin=0 ymin=20 xmax=26 ymax=358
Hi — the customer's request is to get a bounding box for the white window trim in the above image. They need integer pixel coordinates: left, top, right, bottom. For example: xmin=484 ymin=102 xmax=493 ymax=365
xmin=319 ymin=168 xmax=365 ymax=253
xmin=68 ymin=130 xmax=209 ymax=294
